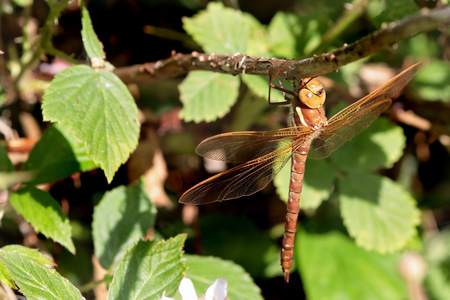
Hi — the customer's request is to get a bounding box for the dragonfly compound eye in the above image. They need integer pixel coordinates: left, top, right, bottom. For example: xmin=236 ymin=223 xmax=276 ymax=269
xmin=299 ymin=78 xmax=326 ymax=108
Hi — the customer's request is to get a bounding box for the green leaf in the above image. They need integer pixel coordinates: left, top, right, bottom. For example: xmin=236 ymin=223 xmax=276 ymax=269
xmin=330 ymin=117 xmax=406 ymax=172
xmin=229 ymin=90 xmax=267 ymax=132
xmin=93 ymin=180 xmax=157 ymax=269
xmin=81 ymin=3 xmax=105 ymax=62
xmin=267 ymin=12 xmax=298 ymax=58
xmin=21 ymin=124 xmax=96 ymax=185
xmin=262 ymin=244 xmax=285 ymax=278
xmin=267 ymin=12 xmax=325 ymax=57
xmin=9 ymin=187 xmax=75 ymax=253
xmin=274 ymin=156 xmax=335 ymax=210
xmin=424 ymin=229 xmax=450 ymax=299
xmin=404 ymin=34 xmax=440 ymax=59
xmin=0 ymin=245 xmax=56 ymax=288
xmin=57 ymin=123 xmax=98 ymax=172
xmin=179 ymin=71 xmax=239 ymax=123
xmin=339 ymin=172 xmax=420 ymax=253
xmin=297 ymin=230 xmax=407 ymax=299
xmin=246 ymin=14 xmax=270 ymax=57
xmin=412 ymin=60 xmax=450 ymax=102
xmin=0 ymin=250 xmax=84 ymax=300
xmin=1 ymin=245 xmax=54 ymax=265
xmin=42 ymin=65 xmax=140 ymax=182
xmin=184 ymin=254 xmax=263 ymax=300
xmin=0 ymin=143 xmax=13 ymax=172
xmin=0 ymin=255 xmax=14 ymax=288
xmin=182 ymin=2 xmax=248 ymax=54
xmin=108 ymin=235 xmax=186 ymax=300
xmin=369 ymin=0 xmax=419 ymax=27
xmin=241 ymin=74 xmax=285 ymax=104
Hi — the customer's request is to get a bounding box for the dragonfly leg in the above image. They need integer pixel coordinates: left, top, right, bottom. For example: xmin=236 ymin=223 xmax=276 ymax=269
xmin=268 ymin=80 xmax=295 ymax=105
xmin=268 ymin=62 xmax=296 ymax=106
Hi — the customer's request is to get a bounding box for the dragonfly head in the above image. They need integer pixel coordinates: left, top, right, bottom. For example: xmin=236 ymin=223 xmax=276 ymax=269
xmin=298 ymin=78 xmax=326 ymax=108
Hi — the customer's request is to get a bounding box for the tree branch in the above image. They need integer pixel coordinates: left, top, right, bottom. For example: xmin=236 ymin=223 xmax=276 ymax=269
xmin=115 ymin=6 xmax=450 ymax=84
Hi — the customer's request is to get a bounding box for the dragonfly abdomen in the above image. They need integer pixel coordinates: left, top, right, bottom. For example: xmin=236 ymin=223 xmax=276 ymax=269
xmin=281 ymin=139 xmax=312 ymax=283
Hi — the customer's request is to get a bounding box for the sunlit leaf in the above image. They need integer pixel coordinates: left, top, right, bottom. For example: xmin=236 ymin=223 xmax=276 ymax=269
xmin=246 ymin=13 xmax=270 ymax=57
xmin=1 ymin=245 xmax=54 ymax=265
xmin=0 ymin=245 xmax=56 ymax=288
xmin=0 ymin=251 xmax=83 ymax=299
xmin=107 ymin=235 xmax=186 ymax=300
xmin=184 ymin=254 xmax=263 ymax=300
xmin=179 ymin=71 xmax=239 ymax=123
xmin=42 ymin=65 xmax=140 ymax=182
xmin=339 ymin=172 xmax=420 ymax=253
xmin=0 ymin=255 xmax=14 ymax=288
xmin=182 ymin=2 xmax=248 ymax=54
xmin=297 ymin=230 xmax=407 ymax=299
xmin=330 ymin=117 xmax=406 ymax=171
xmin=93 ymin=179 xmax=157 ymax=269
xmin=81 ymin=3 xmax=105 ymax=62
xmin=9 ymin=187 xmax=75 ymax=253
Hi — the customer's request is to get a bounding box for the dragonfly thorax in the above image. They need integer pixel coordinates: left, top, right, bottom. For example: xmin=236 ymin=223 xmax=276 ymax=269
xmin=295 ymin=105 xmax=327 ymax=129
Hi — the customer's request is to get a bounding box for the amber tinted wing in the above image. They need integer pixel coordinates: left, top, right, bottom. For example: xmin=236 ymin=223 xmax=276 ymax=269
xmin=179 ymin=136 xmax=309 ymax=204
xmin=196 ymin=127 xmax=311 ymax=163
xmin=308 ymin=63 xmax=421 ymax=159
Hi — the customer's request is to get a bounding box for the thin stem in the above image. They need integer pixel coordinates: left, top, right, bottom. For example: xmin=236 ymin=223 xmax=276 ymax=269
xmin=78 ymin=278 xmax=108 ymax=293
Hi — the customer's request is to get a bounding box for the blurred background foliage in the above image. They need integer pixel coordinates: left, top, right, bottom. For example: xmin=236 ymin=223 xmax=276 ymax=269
xmin=1 ymin=0 xmax=450 ymax=299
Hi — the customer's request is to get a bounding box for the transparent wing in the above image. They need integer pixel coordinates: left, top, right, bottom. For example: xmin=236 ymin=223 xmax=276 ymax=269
xmin=309 ymin=63 xmax=421 ymax=159
xmin=196 ymin=127 xmax=311 ymax=163
xmin=180 ymin=137 xmax=308 ymax=204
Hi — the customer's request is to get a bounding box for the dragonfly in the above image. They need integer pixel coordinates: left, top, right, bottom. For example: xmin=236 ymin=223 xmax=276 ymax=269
xmin=179 ymin=62 xmax=422 ymax=283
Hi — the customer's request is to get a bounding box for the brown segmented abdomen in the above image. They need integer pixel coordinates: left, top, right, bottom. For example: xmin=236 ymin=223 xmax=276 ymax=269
xmin=281 ymin=138 xmax=312 ymax=283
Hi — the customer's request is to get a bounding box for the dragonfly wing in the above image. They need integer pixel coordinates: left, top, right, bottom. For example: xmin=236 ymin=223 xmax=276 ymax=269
xmin=309 ymin=97 xmax=391 ymax=159
xmin=309 ymin=63 xmax=421 ymax=159
xmin=196 ymin=127 xmax=310 ymax=163
xmin=180 ymin=137 xmax=307 ymax=204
